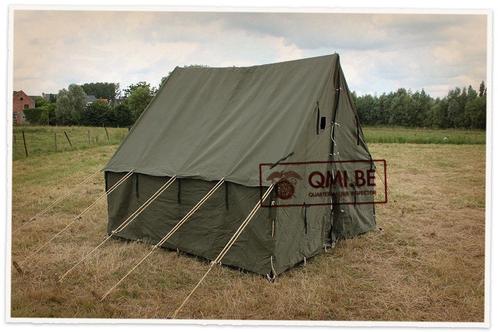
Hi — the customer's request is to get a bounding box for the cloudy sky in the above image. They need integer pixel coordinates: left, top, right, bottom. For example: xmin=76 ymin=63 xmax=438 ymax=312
xmin=13 ymin=10 xmax=487 ymax=97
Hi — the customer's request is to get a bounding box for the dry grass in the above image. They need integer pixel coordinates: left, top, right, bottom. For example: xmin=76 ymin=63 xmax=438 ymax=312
xmin=10 ymin=143 xmax=485 ymax=321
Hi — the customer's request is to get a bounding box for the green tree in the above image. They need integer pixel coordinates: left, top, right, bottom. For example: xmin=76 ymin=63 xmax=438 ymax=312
xmin=55 ymin=90 xmax=72 ymax=124
xmin=124 ymin=82 xmax=156 ymax=121
xmin=24 ymin=97 xmax=51 ymax=124
xmin=479 ymin=81 xmax=486 ymax=97
xmin=412 ymin=90 xmax=432 ymax=127
xmin=387 ymin=89 xmax=412 ymax=126
xmin=446 ymin=99 xmax=461 ymax=128
xmin=112 ymin=103 xmax=134 ymax=127
xmin=82 ymin=100 xmax=111 ymax=126
xmin=34 ymin=96 xmax=48 ymax=108
xmin=351 ymin=83 xmax=486 ymax=129
xmin=55 ymin=84 xmax=87 ymax=124
xmin=40 ymin=102 xmax=56 ymax=125
xmin=23 ymin=108 xmax=43 ymax=124
xmin=427 ymin=99 xmax=445 ymax=128
xmin=68 ymin=84 xmax=87 ymax=123
xmin=81 ymin=82 xmax=120 ymax=101
xmin=354 ymin=93 xmax=377 ymax=125
xmin=464 ymin=97 xmax=486 ymax=129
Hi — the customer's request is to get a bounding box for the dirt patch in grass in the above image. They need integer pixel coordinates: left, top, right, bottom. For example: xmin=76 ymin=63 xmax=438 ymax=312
xmin=10 ymin=143 xmax=485 ymax=321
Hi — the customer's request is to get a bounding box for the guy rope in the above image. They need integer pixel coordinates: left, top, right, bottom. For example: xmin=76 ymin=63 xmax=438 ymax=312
xmin=58 ymin=175 xmax=178 ymax=282
xmin=171 ymin=184 xmax=274 ymax=318
xmin=13 ymin=170 xmax=134 ymax=273
xmin=98 ymin=178 xmax=226 ymax=301
xmin=13 ymin=168 xmax=102 ymax=235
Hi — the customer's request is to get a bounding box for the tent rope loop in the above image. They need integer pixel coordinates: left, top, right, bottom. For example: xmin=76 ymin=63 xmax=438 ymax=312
xmin=270 ymin=255 xmax=277 ymax=278
xmin=330 ymin=131 xmax=337 ymax=145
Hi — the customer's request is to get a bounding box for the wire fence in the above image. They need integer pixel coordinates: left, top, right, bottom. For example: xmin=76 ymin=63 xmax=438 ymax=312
xmin=13 ymin=126 xmax=129 ymax=160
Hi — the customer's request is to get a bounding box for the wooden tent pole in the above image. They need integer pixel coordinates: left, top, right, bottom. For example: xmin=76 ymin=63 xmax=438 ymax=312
xmin=14 ymin=170 xmax=135 ymax=270
xmin=58 ymin=175 xmax=178 ymax=282
xmin=99 ymin=178 xmax=226 ymax=301
xmin=171 ymin=184 xmax=274 ymax=319
xmin=14 ymin=168 xmax=103 ymax=235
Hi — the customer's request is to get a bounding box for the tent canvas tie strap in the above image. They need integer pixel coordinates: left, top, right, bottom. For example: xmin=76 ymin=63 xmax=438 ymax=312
xmin=58 ymin=175 xmax=177 ymax=282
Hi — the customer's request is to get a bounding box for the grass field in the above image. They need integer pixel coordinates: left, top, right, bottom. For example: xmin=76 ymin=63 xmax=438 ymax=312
xmin=363 ymin=126 xmax=486 ymax=145
xmin=13 ymin=126 xmax=129 ymax=160
xmin=10 ymin=130 xmax=485 ymax=321
xmin=12 ymin=126 xmax=485 ymax=161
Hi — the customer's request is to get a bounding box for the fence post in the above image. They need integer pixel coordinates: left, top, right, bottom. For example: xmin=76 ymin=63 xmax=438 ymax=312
xmin=22 ymin=130 xmax=28 ymax=157
xmin=88 ymin=129 xmax=91 ymax=145
xmin=54 ymin=132 xmax=58 ymax=152
xmin=104 ymin=126 xmax=110 ymax=143
xmin=64 ymin=131 xmax=73 ymax=148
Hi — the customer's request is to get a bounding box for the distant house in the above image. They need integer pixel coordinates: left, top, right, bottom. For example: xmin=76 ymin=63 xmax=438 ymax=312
xmin=13 ymin=90 xmax=35 ymax=125
xmin=42 ymin=92 xmax=57 ymax=102
xmin=85 ymin=95 xmax=97 ymax=106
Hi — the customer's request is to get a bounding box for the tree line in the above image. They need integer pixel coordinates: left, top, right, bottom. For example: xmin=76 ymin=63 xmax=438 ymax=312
xmin=24 ymin=81 xmax=158 ymax=127
xmin=352 ymin=81 xmax=486 ymax=129
xmin=24 ymin=79 xmax=486 ymax=130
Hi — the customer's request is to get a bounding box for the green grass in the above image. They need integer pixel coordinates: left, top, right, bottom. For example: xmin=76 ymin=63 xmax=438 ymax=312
xmin=12 ymin=126 xmax=485 ymax=161
xmin=363 ymin=127 xmax=485 ymax=145
xmin=13 ymin=126 xmax=129 ymax=160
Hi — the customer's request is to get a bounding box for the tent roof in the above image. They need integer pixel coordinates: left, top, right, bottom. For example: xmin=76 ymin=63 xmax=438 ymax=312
xmin=105 ymin=54 xmax=339 ymax=186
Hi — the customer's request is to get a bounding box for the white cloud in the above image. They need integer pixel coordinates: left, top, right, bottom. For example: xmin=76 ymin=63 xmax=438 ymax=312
xmin=13 ymin=11 xmax=487 ymax=97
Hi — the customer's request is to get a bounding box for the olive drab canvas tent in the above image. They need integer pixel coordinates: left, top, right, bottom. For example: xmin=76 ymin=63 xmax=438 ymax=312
xmin=104 ymin=54 xmax=376 ymax=276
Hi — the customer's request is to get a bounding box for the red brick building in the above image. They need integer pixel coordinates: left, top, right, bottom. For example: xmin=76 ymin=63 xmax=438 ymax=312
xmin=13 ymin=90 xmax=35 ymax=125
